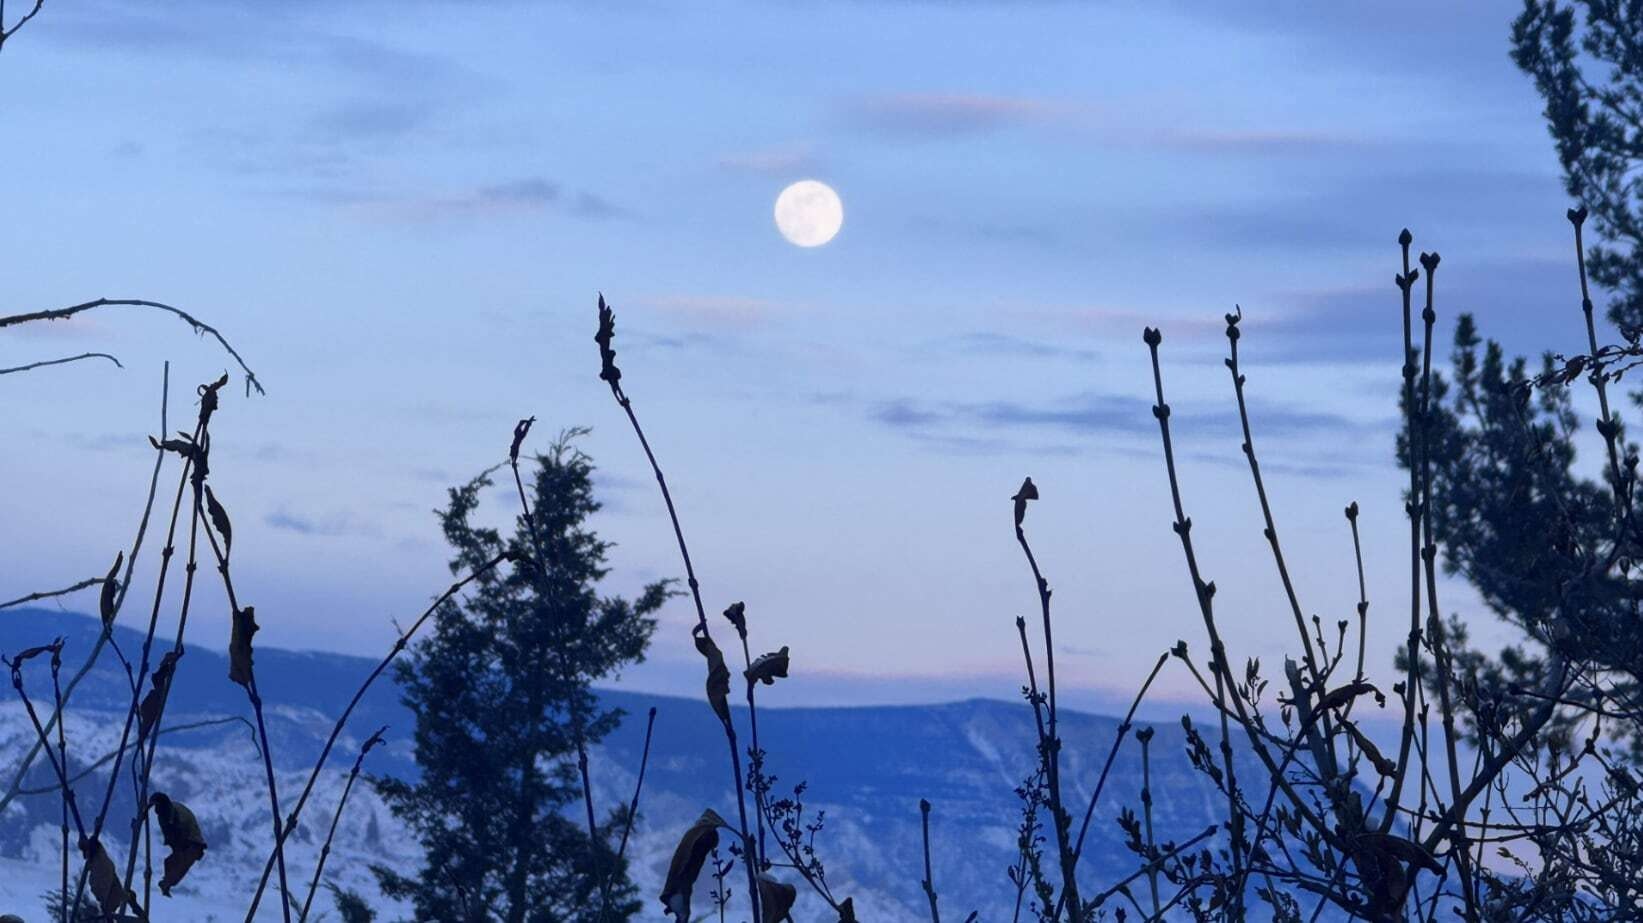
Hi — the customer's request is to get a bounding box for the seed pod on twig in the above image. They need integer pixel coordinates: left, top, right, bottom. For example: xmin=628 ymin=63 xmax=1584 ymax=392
xmin=1012 ymin=477 xmax=1038 ymax=527
xmin=723 ymin=601 xmax=747 ymax=638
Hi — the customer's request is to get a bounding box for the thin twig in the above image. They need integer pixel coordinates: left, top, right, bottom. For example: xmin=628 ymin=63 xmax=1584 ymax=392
xmin=0 ymin=578 xmax=102 ymax=611
xmin=297 ymin=726 xmax=387 ymax=923
xmin=0 ymin=351 xmax=122 ymax=375
xmin=919 ymin=798 xmax=941 ymax=923
xmin=1011 ymin=479 xmax=1082 ymax=919
xmin=0 ymin=0 xmax=45 ymax=49
xmin=594 ymin=294 xmax=762 ymax=922
xmin=506 ymin=419 xmax=599 ymax=841
xmin=598 ymin=706 xmax=659 ymax=923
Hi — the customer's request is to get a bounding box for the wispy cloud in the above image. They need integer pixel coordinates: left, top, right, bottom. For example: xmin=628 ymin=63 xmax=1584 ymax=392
xmin=339 ymin=178 xmax=627 ymax=223
xmin=843 ymin=92 xmax=1062 ymax=139
xmin=308 ymin=100 xmax=432 ymax=144
xmin=46 ymin=3 xmax=470 ymax=88
xmin=264 ymin=508 xmax=376 ymax=538
xmin=632 ymin=294 xmax=779 ymax=326
xmin=946 ymin=332 xmax=1100 ymax=363
xmin=1155 ymin=128 xmax=1370 ymax=156
xmin=718 ymin=143 xmax=823 ymax=177
xmin=868 ymin=389 xmax=1390 ymax=460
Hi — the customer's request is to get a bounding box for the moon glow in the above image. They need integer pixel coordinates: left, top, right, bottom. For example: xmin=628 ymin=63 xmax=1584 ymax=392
xmin=774 ymin=180 xmax=843 ymax=247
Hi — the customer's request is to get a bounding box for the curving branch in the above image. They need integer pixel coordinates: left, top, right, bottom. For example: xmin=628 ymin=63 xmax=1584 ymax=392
xmin=0 ymin=352 xmax=122 ymax=376
xmin=0 ymin=298 xmax=264 ymax=395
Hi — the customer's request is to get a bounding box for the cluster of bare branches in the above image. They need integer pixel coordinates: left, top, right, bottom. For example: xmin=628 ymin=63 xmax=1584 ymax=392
xmin=1100 ymin=210 xmax=1643 ymax=922
xmin=0 ymin=302 xmax=527 ymax=922
xmin=594 ymin=209 xmax=1643 ymax=923
xmin=595 ymin=295 xmax=1198 ymax=922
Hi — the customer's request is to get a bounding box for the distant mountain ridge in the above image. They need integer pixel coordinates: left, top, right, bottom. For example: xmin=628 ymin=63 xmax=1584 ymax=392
xmin=1 ymin=609 xmax=1262 ymax=919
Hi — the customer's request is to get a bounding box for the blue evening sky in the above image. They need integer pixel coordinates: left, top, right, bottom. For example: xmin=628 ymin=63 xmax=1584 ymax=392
xmin=1 ymin=1 xmax=1601 ymax=711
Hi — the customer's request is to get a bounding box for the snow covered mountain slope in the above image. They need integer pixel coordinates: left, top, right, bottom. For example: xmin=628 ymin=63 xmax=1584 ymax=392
xmin=1 ymin=610 xmax=1254 ymax=920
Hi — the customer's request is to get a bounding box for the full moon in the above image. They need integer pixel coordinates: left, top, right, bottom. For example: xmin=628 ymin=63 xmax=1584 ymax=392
xmin=773 ymin=180 xmax=843 ymax=247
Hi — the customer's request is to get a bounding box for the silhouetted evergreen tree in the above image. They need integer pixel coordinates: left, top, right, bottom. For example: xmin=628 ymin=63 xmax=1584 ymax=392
xmin=373 ymin=431 xmax=667 ymax=922
xmin=1513 ymin=0 xmax=1643 ymax=329
xmin=1401 ymin=315 xmax=1642 ymax=752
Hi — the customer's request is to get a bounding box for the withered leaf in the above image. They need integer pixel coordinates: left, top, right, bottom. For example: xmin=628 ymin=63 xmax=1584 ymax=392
xmin=758 ymin=873 xmax=798 ymax=923
xmin=1012 ymin=477 xmax=1038 ymax=527
xmin=745 ymin=646 xmax=790 ymax=687
xmin=229 ymin=606 xmax=258 ymax=687
xmin=83 ymin=839 xmax=130 ymax=916
xmin=204 ymin=485 xmax=232 ymax=558
xmin=149 ymin=433 xmax=198 ymax=459
xmin=1316 ymin=680 xmax=1385 ymax=712
xmin=660 ymin=808 xmax=725 ymax=920
xmin=510 ymin=416 xmax=535 ymax=464
xmin=139 ymin=650 xmax=182 ymax=740
xmin=596 ymin=294 xmax=622 ymax=384
xmin=197 ymin=372 xmax=230 ymax=425
xmin=11 ymin=641 xmax=60 ymax=666
xmin=693 ymin=624 xmax=731 ymax=725
xmin=1355 ymin=831 xmax=1443 ymax=875
xmin=723 ymin=601 xmax=747 ymax=637
xmin=1343 ymin=721 xmax=1397 ymax=777
xmin=150 ymin=792 xmax=207 ymax=896
xmin=99 ymin=552 xmax=123 ymax=627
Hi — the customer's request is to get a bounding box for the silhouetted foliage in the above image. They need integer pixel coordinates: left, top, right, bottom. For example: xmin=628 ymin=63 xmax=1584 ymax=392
xmin=372 ymin=432 xmax=667 ymax=922
xmin=1514 ymin=0 xmax=1643 ymax=330
xmin=1406 ymin=205 xmax=1643 ymax=915
xmin=326 ymin=881 xmax=379 ymax=923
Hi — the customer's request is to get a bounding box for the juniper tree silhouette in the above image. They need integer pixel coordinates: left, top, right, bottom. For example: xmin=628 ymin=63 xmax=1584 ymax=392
xmin=1514 ymin=0 xmax=1643 ymax=333
xmin=1394 ymin=206 xmax=1643 ymax=915
xmin=370 ymin=431 xmax=666 ymax=923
